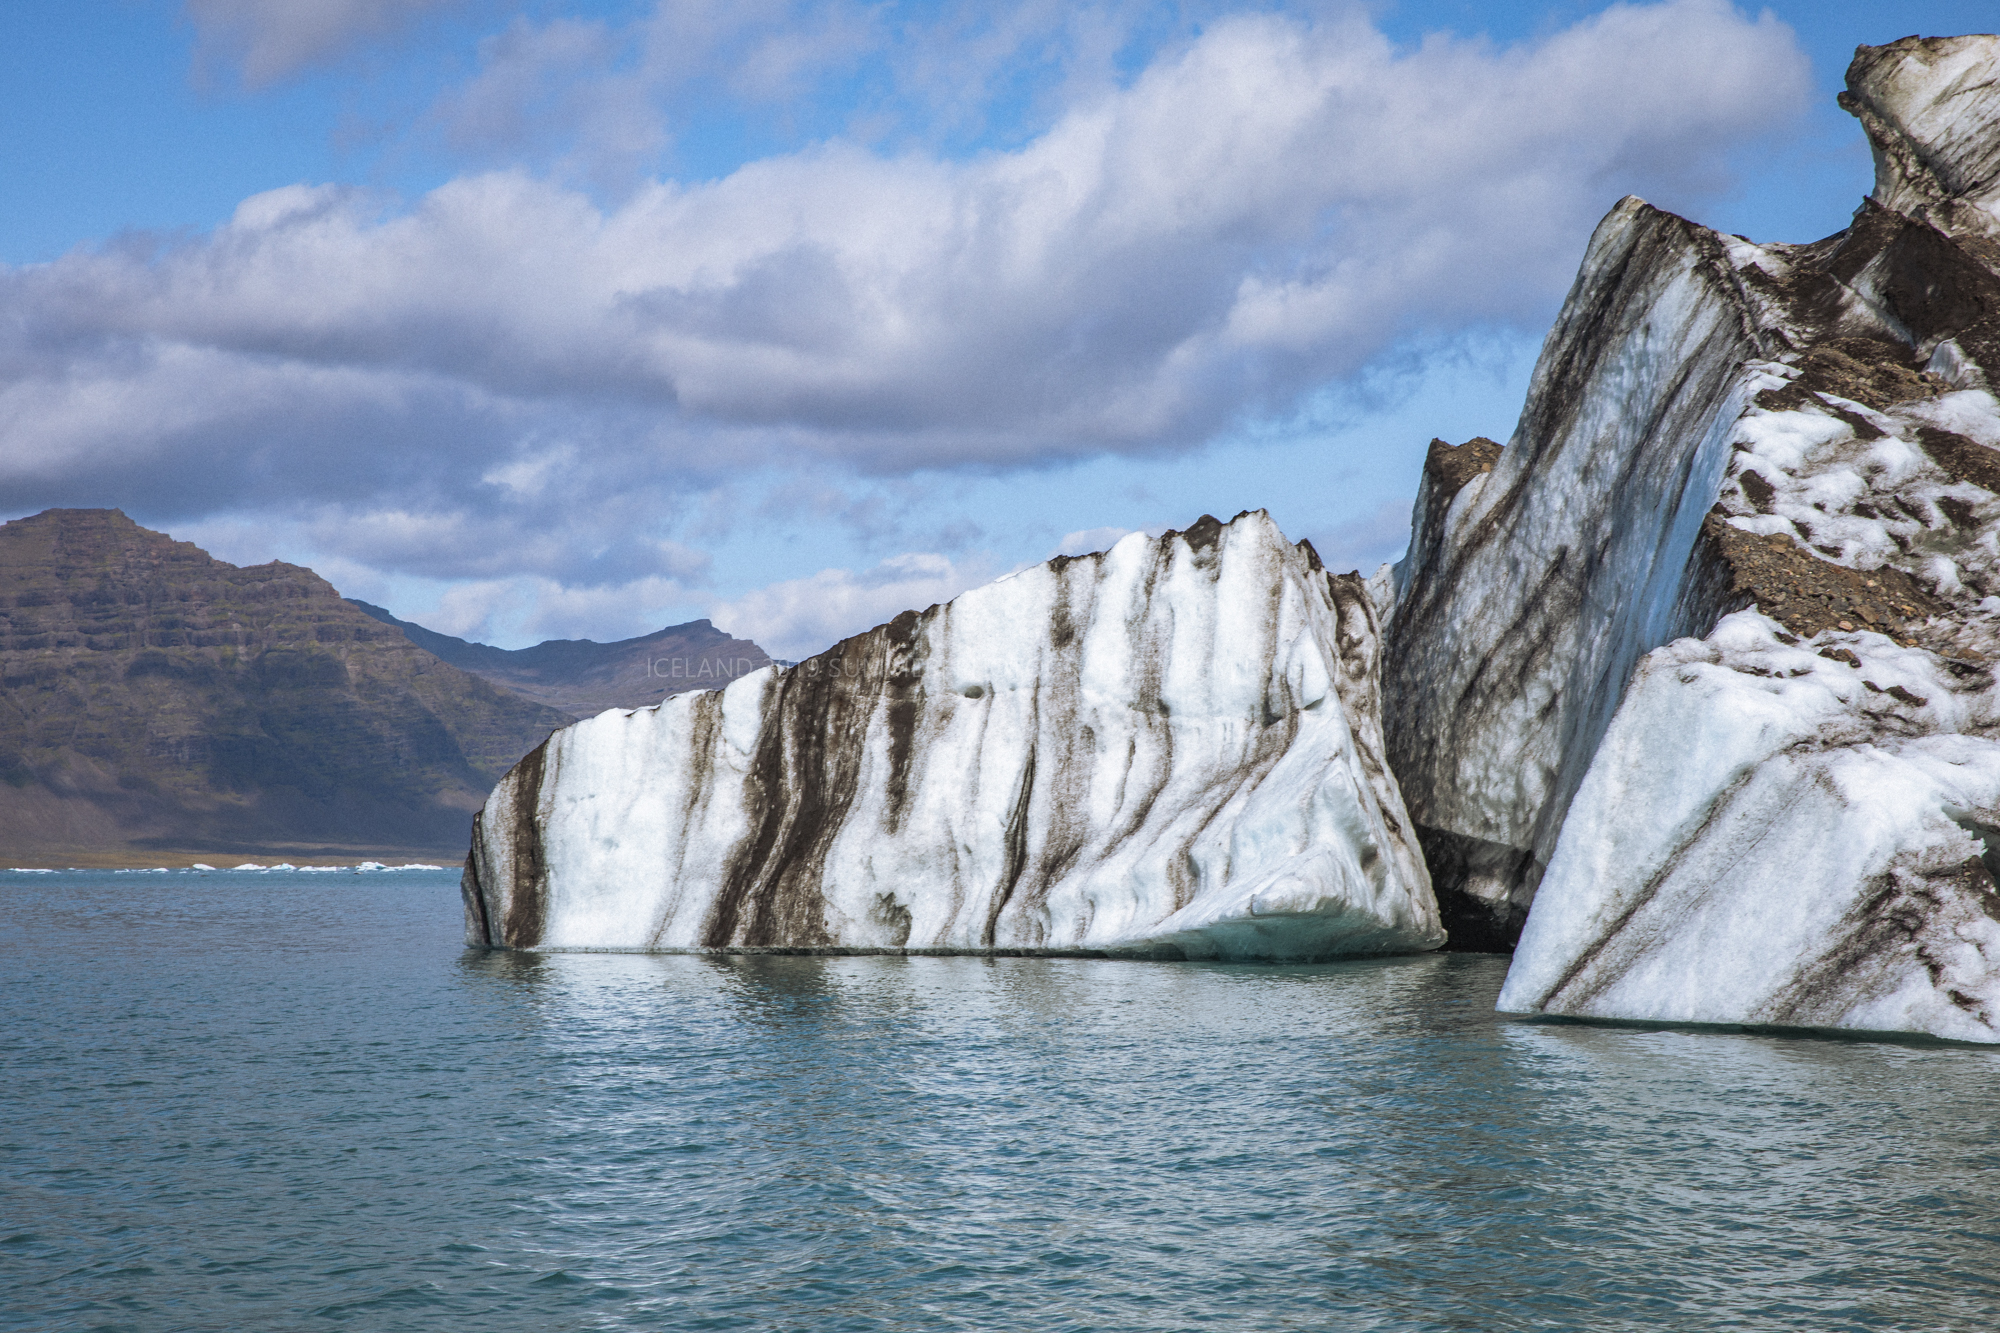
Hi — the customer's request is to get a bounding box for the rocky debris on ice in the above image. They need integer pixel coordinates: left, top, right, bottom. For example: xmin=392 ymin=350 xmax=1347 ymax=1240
xmin=1488 ymin=35 xmax=2000 ymax=1041
xmin=464 ymin=511 xmax=1443 ymax=960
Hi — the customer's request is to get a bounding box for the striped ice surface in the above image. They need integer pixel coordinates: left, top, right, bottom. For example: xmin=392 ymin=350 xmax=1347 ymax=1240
xmin=465 ymin=511 xmax=1442 ymax=960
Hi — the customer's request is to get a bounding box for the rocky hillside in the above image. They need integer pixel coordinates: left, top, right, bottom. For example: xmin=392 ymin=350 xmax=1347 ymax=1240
xmin=0 ymin=509 xmax=574 ymax=862
xmin=347 ymin=602 xmax=772 ymax=719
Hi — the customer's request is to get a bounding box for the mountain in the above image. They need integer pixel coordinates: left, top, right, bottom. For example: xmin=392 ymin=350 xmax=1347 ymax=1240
xmin=462 ymin=513 xmax=1441 ymax=959
xmin=345 ymin=601 xmax=772 ymax=719
xmin=0 ymin=509 xmax=574 ymax=863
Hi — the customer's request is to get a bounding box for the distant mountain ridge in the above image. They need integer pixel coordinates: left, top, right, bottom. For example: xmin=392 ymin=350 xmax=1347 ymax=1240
xmin=345 ymin=602 xmax=773 ymax=719
xmin=0 ymin=509 xmax=575 ymax=863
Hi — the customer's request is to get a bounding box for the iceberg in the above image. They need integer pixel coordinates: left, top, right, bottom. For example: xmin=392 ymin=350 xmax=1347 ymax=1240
xmin=1485 ymin=35 xmax=2000 ymax=1040
xmin=463 ymin=512 xmax=1441 ymax=959
xmin=459 ymin=33 xmax=2000 ymax=1039
xmin=1498 ymin=612 xmax=2000 ymax=1041
xmin=1380 ymin=196 xmax=1767 ymax=947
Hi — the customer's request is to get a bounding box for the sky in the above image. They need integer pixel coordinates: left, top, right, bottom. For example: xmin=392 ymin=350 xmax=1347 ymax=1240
xmin=0 ymin=1 xmax=1988 ymax=658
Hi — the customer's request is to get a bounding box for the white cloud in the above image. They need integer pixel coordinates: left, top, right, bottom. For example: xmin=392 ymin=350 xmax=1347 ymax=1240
xmin=14 ymin=2 xmax=1808 ymax=444
xmin=7 ymin=1 xmax=1811 ymax=642
xmin=395 ymin=572 xmax=703 ymax=644
xmin=300 ymin=507 xmax=712 ymax=584
xmin=185 ymin=0 xmax=465 ymax=86
xmin=1050 ymin=525 xmax=1152 ymax=558
xmin=363 ymin=547 xmax=992 ymax=653
xmin=707 ymin=552 xmax=1007 ymax=659
xmin=1305 ymin=497 xmax=1415 ymax=576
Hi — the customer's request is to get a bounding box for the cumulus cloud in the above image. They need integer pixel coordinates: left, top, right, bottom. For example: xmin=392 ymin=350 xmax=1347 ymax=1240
xmin=1050 ymin=526 xmax=1152 ymax=558
xmin=707 ymin=552 xmax=1007 ymax=659
xmin=6 ymin=0 xmax=1811 ymax=643
xmin=1306 ymin=498 xmax=1417 ymax=576
xmin=186 ymin=0 xmax=466 ymax=85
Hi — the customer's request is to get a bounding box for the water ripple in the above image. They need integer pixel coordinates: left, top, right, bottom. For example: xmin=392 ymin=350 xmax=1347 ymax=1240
xmin=4 ymin=872 xmax=1999 ymax=1330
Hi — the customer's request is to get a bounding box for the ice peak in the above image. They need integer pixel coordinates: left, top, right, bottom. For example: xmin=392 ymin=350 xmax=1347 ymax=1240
xmin=1842 ymin=34 xmax=2000 ymax=246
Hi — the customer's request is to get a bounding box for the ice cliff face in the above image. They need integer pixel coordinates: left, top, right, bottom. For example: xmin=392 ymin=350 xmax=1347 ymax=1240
xmin=1468 ymin=35 xmax=2000 ymax=1041
xmin=1382 ymin=199 xmax=1771 ymax=947
xmin=464 ymin=511 xmax=1443 ymax=960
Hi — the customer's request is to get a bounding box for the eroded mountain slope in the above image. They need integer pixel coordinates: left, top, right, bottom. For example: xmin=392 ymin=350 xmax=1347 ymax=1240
xmin=0 ymin=509 xmax=572 ymax=860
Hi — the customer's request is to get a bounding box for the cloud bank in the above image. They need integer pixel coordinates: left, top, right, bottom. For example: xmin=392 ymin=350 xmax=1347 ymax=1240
xmin=186 ymin=0 xmax=467 ymax=85
xmin=11 ymin=1 xmax=1809 ymax=651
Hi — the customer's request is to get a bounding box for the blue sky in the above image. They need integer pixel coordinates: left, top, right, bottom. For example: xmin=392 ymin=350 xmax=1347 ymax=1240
xmin=0 ymin=1 xmax=1984 ymax=655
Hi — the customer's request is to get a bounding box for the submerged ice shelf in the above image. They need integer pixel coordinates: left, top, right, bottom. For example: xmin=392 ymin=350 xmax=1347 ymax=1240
xmin=464 ymin=511 xmax=1442 ymax=961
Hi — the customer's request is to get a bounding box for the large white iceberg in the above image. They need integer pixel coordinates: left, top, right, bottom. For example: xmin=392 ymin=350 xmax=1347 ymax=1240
xmin=464 ymin=511 xmax=1442 ymax=959
xmin=1384 ymin=35 xmax=2000 ymax=963
xmin=1379 ymin=196 xmax=1769 ymax=946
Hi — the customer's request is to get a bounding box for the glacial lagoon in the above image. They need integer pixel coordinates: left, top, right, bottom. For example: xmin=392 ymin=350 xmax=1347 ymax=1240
xmin=5 ymin=868 xmax=1999 ymax=1331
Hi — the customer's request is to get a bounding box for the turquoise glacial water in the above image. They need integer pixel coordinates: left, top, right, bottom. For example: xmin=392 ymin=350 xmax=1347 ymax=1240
xmin=4 ymin=868 xmax=2000 ymax=1332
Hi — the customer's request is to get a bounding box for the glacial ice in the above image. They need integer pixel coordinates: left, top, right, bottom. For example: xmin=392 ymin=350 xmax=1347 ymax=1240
xmin=1494 ymin=34 xmax=2000 ymax=1041
xmin=464 ymin=511 xmax=1442 ymax=959
xmin=1499 ymin=612 xmax=2000 ymax=1041
xmin=1842 ymin=35 xmax=2000 ymax=250
xmin=456 ymin=33 xmax=2000 ymax=1040
xmin=1499 ymin=339 xmax=2000 ymax=1041
xmin=1380 ymin=194 xmax=1769 ymax=945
